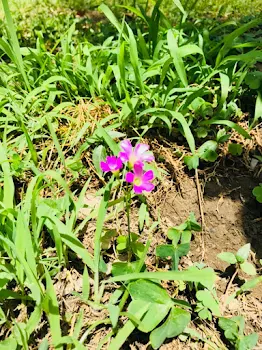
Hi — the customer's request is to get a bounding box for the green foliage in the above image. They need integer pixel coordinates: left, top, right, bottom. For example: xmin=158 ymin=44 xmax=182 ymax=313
xmin=219 ymin=316 xmax=258 ymax=350
xmin=218 ymin=243 xmax=256 ymax=276
xmin=0 ymin=0 xmax=261 ymax=348
xmin=252 ymin=184 xmax=262 ymax=203
xmin=156 ymin=213 xmax=200 ymax=270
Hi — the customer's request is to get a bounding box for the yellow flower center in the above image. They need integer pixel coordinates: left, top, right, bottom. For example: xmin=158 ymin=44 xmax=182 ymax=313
xmin=129 ymin=153 xmax=137 ymax=166
xmin=134 ymin=177 xmax=141 ymax=186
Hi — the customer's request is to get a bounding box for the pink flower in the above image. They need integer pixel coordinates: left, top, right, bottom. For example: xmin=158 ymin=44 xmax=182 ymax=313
xmin=100 ymin=156 xmax=123 ymax=174
xmin=119 ymin=140 xmax=154 ymax=168
xmin=126 ymin=163 xmax=154 ymax=194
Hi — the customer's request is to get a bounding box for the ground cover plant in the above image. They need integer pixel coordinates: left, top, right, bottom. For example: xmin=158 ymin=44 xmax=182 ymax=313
xmin=0 ymin=0 xmax=261 ymax=348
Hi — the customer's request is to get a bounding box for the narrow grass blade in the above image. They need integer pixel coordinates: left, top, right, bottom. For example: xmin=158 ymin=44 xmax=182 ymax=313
xmin=201 ymin=119 xmax=251 ymax=139
xmin=251 ymin=91 xmax=262 ymax=128
xmin=1 ymin=0 xmax=31 ymax=90
xmin=94 ymin=179 xmax=113 ymax=301
xmin=0 ymin=143 xmax=14 ymax=209
xmin=44 ymin=267 xmax=62 ymax=349
xmin=167 ymin=30 xmax=188 ymax=87
xmin=104 ymin=268 xmax=216 ymax=290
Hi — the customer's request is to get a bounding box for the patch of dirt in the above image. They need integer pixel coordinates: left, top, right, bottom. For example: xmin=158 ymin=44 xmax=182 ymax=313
xmin=159 ymin=162 xmax=262 ymax=270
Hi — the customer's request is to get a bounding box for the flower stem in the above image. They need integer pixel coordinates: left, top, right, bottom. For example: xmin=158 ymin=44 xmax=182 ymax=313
xmin=125 ymin=189 xmax=132 ymax=261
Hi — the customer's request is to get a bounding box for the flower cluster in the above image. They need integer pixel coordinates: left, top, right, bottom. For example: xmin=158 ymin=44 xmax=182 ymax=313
xmin=100 ymin=139 xmax=155 ymax=194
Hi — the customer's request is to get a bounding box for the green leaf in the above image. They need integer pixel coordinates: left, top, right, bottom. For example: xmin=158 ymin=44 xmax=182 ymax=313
xmin=184 ymin=155 xmax=199 ymax=170
xmin=129 ymin=279 xmax=172 ymax=305
xmin=108 ymin=300 xmax=149 ymax=350
xmin=156 ymin=245 xmax=175 ymax=259
xmin=198 ymin=308 xmax=212 ymax=320
xmin=252 ymin=92 xmax=262 ymax=127
xmin=236 ymin=244 xmax=251 ymax=263
xmin=138 ymin=202 xmax=149 ymax=231
xmin=187 ymin=213 xmax=201 ymax=231
xmin=240 ymin=261 xmax=256 ymax=276
xmin=201 ymin=119 xmax=251 ymax=139
xmin=238 ymin=333 xmax=259 ymax=349
xmin=82 ymin=266 xmax=90 ymax=301
xmin=167 ymin=30 xmax=188 ymax=87
xmin=92 ymin=145 xmax=107 ymax=176
xmin=44 ymin=268 xmax=62 ymax=349
xmin=217 ymin=252 xmax=237 ymax=265
xmin=228 ymin=143 xmax=243 ymax=156
xmin=105 ymin=268 xmax=217 ymax=290
xmin=108 ymin=304 xmax=120 ymax=329
xmin=196 ymin=127 xmax=208 ymax=138
xmin=167 ymin=228 xmax=181 ymax=244
xmin=196 ymin=290 xmax=220 ymax=316
xmin=128 ymin=279 xmax=173 ymax=333
xmin=237 ymin=276 xmax=262 ymax=296
xmin=101 ymin=229 xmax=117 ymax=250
xmin=219 ymin=317 xmax=238 ymax=341
xmin=0 ymin=337 xmax=17 ymax=350
xmin=253 ymin=184 xmax=262 ymax=203
xmin=112 ymin=261 xmax=140 ymax=277
xmin=198 ymin=141 xmax=218 ymax=162
xmin=150 ymin=307 xmax=191 ymax=349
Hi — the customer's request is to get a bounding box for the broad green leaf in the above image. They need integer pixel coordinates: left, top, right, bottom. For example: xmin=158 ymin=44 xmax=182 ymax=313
xmin=217 ymin=252 xmax=237 ymax=265
xmin=236 ymin=243 xmax=251 ymax=263
xmin=198 ymin=141 xmax=218 ymax=162
xmin=0 ymin=337 xmax=17 ymax=350
xmin=196 ymin=290 xmax=220 ymax=316
xmin=91 ymin=145 xmax=107 ymax=175
xmin=150 ymin=307 xmax=190 ymax=349
xmin=238 ymin=333 xmax=258 ymax=349
xmin=112 ymin=261 xmax=141 ymax=277
xmin=184 ymin=155 xmax=199 ymax=170
xmin=108 ymin=300 xmax=149 ymax=350
xmin=228 ymin=143 xmax=243 ymax=156
xmin=237 ymin=276 xmax=262 ymax=296
xmin=219 ymin=317 xmax=238 ymax=341
xmin=129 ymin=279 xmax=172 ymax=305
xmin=253 ymin=185 xmax=262 ymax=203
xmin=240 ymin=261 xmax=256 ymax=276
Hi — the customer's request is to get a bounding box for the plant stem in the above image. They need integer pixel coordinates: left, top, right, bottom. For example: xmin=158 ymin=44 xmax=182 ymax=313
xmin=125 ymin=189 xmax=132 ymax=261
xmin=80 ymin=318 xmax=111 ymax=344
xmin=119 ymin=238 xmax=152 ymax=312
xmin=224 ymin=267 xmax=238 ymax=296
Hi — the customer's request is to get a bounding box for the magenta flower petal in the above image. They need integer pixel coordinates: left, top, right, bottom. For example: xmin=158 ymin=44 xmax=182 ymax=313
xmin=141 ymin=153 xmax=154 ymax=163
xmin=120 ymin=140 xmax=132 ymax=155
xmin=133 ymin=185 xmax=143 ymax=194
xmin=134 ymin=143 xmax=149 ymax=157
xmin=107 ymin=156 xmax=117 ymax=170
xmin=142 ymin=170 xmax=154 ymax=182
xmin=141 ymin=182 xmax=155 ymax=192
xmin=100 ymin=161 xmax=110 ymax=172
xmin=119 ymin=151 xmax=129 ymax=162
xmin=133 ymin=163 xmax=144 ymax=177
xmin=126 ymin=172 xmax=135 ymax=183
xmin=100 ymin=156 xmax=122 ymax=173
xmin=116 ymin=158 xmax=123 ymax=169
